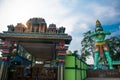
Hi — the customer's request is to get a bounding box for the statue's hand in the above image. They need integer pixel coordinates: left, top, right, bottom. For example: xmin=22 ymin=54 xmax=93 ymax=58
xmin=96 ymin=31 xmax=100 ymax=34
xmin=96 ymin=31 xmax=111 ymax=35
xmin=99 ymin=31 xmax=104 ymax=34
xmin=105 ymin=32 xmax=111 ymax=35
xmin=96 ymin=31 xmax=104 ymax=34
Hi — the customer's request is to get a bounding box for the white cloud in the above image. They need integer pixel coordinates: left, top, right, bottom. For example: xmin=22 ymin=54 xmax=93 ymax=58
xmin=0 ymin=0 xmax=70 ymax=32
xmin=111 ymin=25 xmax=120 ymax=37
xmin=0 ymin=0 xmax=119 ymax=55
xmin=86 ymin=56 xmax=94 ymax=64
xmin=94 ymin=6 xmax=118 ymax=18
xmin=68 ymin=36 xmax=82 ymax=53
xmin=59 ymin=16 xmax=79 ymax=33
xmin=78 ymin=23 xmax=90 ymax=32
xmin=68 ymin=22 xmax=90 ymax=52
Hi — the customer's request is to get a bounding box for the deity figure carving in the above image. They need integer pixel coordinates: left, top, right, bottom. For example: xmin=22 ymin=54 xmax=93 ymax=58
xmin=90 ymin=20 xmax=114 ymax=69
xmin=7 ymin=25 xmax=14 ymax=32
xmin=14 ymin=23 xmax=26 ymax=33
xmin=26 ymin=18 xmax=47 ymax=33
xmin=48 ymin=24 xmax=57 ymax=33
xmin=58 ymin=26 xmax=65 ymax=33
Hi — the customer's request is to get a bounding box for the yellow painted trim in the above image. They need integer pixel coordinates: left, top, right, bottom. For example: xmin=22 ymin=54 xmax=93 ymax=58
xmin=95 ymin=42 xmax=106 ymax=46
xmin=0 ymin=57 xmax=2 ymax=60
xmin=104 ymin=47 xmax=108 ymax=50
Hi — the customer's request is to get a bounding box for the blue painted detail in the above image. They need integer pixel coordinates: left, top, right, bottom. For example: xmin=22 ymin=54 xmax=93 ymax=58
xmin=0 ymin=55 xmax=32 ymax=68
xmin=33 ymin=21 xmax=39 ymax=25
xmin=58 ymin=56 xmax=65 ymax=59
xmin=1 ymin=54 xmax=10 ymax=57
xmin=58 ymin=62 xmax=64 ymax=66
xmin=13 ymin=55 xmax=31 ymax=66
xmin=0 ymin=60 xmax=2 ymax=65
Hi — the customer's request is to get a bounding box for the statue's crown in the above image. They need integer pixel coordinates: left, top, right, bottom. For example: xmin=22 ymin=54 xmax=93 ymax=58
xmin=95 ymin=20 xmax=103 ymax=31
xmin=96 ymin=20 xmax=101 ymax=25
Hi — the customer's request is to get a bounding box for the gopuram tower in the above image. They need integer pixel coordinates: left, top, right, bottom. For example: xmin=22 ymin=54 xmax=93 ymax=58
xmin=0 ymin=17 xmax=72 ymax=80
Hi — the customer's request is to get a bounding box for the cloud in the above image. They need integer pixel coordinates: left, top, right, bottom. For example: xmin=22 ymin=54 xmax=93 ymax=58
xmin=0 ymin=0 xmax=119 ymax=54
xmin=0 ymin=0 xmax=70 ymax=32
xmin=68 ymin=22 xmax=90 ymax=52
xmin=86 ymin=56 xmax=94 ymax=64
xmin=94 ymin=6 xmax=116 ymax=17
xmin=110 ymin=25 xmax=120 ymax=37
xmin=68 ymin=36 xmax=83 ymax=53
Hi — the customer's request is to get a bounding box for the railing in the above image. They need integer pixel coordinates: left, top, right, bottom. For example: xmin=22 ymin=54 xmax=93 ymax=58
xmin=64 ymin=54 xmax=88 ymax=80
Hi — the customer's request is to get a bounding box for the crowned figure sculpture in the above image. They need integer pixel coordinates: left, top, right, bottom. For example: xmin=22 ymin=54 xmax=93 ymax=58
xmin=90 ymin=20 xmax=114 ymax=70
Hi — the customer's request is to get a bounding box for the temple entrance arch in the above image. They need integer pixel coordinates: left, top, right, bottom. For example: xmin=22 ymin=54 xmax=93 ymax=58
xmin=0 ymin=17 xmax=72 ymax=80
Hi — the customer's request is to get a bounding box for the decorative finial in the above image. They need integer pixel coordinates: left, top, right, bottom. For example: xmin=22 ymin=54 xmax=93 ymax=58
xmin=96 ymin=20 xmax=101 ymax=25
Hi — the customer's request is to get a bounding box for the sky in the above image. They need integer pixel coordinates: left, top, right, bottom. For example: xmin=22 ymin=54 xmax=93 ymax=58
xmin=0 ymin=0 xmax=120 ymax=64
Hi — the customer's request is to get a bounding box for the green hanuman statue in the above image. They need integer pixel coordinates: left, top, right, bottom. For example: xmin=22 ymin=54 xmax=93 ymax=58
xmin=90 ymin=20 xmax=114 ymax=70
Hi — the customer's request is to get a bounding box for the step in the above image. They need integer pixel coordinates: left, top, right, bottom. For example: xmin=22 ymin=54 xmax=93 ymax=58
xmin=87 ymin=70 xmax=120 ymax=78
xmin=87 ymin=78 xmax=120 ymax=80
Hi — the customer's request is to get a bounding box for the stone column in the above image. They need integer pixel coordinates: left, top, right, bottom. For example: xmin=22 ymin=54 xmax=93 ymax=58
xmin=0 ymin=54 xmax=9 ymax=80
xmin=57 ymin=41 xmax=66 ymax=80
xmin=39 ymin=24 xmax=41 ymax=33
xmin=30 ymin=25 xmax=32 ymax=32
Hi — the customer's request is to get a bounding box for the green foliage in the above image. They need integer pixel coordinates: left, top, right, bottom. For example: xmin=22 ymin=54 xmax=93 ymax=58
xmin=106 ymin=37 xmax=120 ymax=61
xmin=81 ymin=31 xmax=120 ymax=62
xmin=67 ymin=50 xmax=78 ymax=55
xmin=81 ymin=31 xmax=94 ymax=61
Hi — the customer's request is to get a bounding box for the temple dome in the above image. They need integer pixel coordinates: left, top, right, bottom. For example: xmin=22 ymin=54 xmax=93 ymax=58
xmin=26 ymin=18 xmax=46 ymax=27
xmin=26 ymin=18 xmax=47 ymax=33
xmin=15 ymin=23 xmax=26 ymax=28
xmin=14 ymin=23 xmax=26 ymax=32
xmin=49 ymin=23 xmax=56 ymax=28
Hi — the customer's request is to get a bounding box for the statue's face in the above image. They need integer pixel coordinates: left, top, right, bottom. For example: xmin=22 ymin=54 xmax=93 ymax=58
xmin=95 ymin=27 xmax=103 ymax=32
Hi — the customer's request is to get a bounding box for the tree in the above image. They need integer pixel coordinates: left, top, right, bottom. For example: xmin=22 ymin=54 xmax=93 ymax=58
xmin=106 ymin=37 xmax=120 ymax=61
xmin=81 ymin=31 xmax=120 ymax=62
xmin=67 ymin=50 xmax=78 ymax=55
xmin=81 ymin=31 xmax=94 ymax=61
xmin=66 ymin=50 xmax=81 ymax=58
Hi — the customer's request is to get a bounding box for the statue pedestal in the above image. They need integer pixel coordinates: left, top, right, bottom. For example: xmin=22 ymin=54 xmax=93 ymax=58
xmin=87 ymin=70 xmax=120 ymax=78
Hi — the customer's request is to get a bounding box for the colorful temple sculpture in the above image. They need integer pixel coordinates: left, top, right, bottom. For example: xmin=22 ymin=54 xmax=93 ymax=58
xmin=26 ymin=18 xmax=47 ymax=33
xmin=0 ymin=17 xmax=72 ymax=80
xmin=90 ymin=20 xmax=114 ymax=70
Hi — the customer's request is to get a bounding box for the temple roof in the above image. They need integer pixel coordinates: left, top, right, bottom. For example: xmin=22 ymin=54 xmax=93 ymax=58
xmin=0 ymin=32 xmax=72 ymax=44
xmin=15 ymin=23 xmax=26 ymax=28
xmin=0 ymin=17 xmax=72 ymax=59
xmin=49 ymin=24 xmax=56 ymax=28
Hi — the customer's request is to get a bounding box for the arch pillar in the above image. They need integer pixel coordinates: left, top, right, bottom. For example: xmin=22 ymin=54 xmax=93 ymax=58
xmin=57 ymin=41 xmax=67 ymax=80
xmin=0 ymin=40 xmax=16 ymax=80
